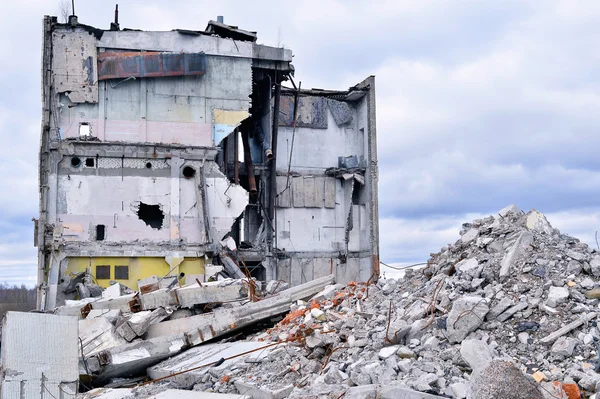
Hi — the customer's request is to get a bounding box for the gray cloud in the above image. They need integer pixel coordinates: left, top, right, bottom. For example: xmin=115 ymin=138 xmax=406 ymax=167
xmin=2 ymin=1 xmax=600 ymax=284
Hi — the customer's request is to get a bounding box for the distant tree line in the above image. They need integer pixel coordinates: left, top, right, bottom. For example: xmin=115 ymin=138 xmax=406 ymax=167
xmin=0 ymin=283 xmax=37 ymax=320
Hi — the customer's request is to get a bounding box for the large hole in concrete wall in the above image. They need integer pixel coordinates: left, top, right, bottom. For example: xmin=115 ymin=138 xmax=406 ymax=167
xmin=71 ymin=157 xmax=82 ymax=167
xmin=137 ymin=203 xmax=165 ymax=229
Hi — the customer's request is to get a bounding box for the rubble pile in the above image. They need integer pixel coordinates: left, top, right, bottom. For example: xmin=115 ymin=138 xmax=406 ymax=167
xmin=143 ymin=205 xmax=600 ymax=399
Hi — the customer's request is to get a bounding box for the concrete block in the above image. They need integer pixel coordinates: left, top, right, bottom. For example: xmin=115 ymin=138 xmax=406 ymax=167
xmin=115 ymin=308 xmax=171 ymax=342
xmin=140 ymin=279 xmax=247 ymax=310
xmin=103 ymin=283 xmax=122 ymax=299
xmin=460 ymin=339 xmax=493 ymax=372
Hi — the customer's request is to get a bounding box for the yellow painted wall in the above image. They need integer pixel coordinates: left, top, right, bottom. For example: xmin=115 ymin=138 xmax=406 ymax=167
xmin=65 ymin=257 xmax=206 ymax=289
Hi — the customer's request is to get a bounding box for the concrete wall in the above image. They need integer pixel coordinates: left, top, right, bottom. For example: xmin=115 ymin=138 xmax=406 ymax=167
xmin=58 ymin=56 xmax=252 ymax=146
xmin=0 ymin=312 xmax=78 ymax=398
xmin=273 ymin=92 xmax=376 ymax=284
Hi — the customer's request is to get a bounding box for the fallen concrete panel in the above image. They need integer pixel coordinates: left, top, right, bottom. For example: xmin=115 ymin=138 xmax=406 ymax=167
xmin=145 ymin=275 xmax=335 ymax=345
xmin=141 ymin=279 xmax=247 ymax=310
xmin=88 ymin=334 xmax=188 ymax=383
xmin=80 ymin=315 xmax=128 ymax=357
xmin=0 ymin=312 xmax=79 ymax=399
xmin=147 ymin=341 xmax=273 ymax=387
xmin=79 ymin=387 xmax=250 ymax=398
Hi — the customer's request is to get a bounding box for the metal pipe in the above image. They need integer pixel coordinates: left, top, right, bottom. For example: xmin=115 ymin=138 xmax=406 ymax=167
xmin=115 ymin=4 xmax=119 ymax=25
xmin=241 ymin=131 xmax=257 ymax=195
xmin=269 ymin=75 xmax=281 ymax=223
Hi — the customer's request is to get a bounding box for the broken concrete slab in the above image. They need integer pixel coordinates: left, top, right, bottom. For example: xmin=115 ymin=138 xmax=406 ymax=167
xmin=146 ymin=275 xmax=335 ymax=346
xmin=148 ymin=341 xmax=273 ymax=388
xmin=87 ymin=309 xmax=122 ymax=323
xmin=446 ymin=296 xmax=489 ymax=343
xmin=79 ymin=387 xmax=250 ymax=398
xmin=115 ymin=308 xmax=171 ymax=342
xmin=1 ymin=312 xmax=79 ymax=399
xmin=79 ymin=315 xmax=128 ymax=357
xmin=87 ymin=334 xmax=188 ymax=383
xmin=499 ymin=231 xmax=533 ymax=281
xmin=140 ymin=279 xmax=248 ymax=310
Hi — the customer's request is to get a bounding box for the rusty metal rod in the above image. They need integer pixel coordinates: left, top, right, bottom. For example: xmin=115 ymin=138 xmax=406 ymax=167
xmin=241 ymin=130 xmax=257 ymax=195
xmin=141 ymin=339 xmax=296 ymax=385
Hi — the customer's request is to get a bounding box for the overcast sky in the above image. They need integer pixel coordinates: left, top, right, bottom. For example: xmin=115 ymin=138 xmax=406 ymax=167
xmin=1 ymin=1 xmax=600 ymax=285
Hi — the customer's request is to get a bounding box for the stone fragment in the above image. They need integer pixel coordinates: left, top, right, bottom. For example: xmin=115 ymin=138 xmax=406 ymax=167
xmin=422 ymin=336 xmax=439 ymax=350
xmin=517 ymin=332 xmax=529 ymax=344
xmin=378 ymin=346 xmax=399 ymax=360
xmin=460 ymin=339 xmax=493 ymax=372
xmin=350 ymin=370 xmax=372 ymax=386
xmin=498 ymin=204 xmax=521 ymax=217
xmin=310 ymin=308 xmax=326 ymax=321
xmin=461 ymin=229 xmax=479 ymax=244
xmin=578 ymin=373 xmax=600 ymax=391
xmin=586 ymin=288 xmax=600 ymax=299
xmin=234 ymin=381 xmax=294 ymax=399
xmin=467 ymin=360 xmax=543 ymax=399
xmin=486 ymin=297 xmax=513 ymax=321
xmin=566 ymin=261 xmax=582 ymax=276
xmin=447 ymin=297 xmax=489 ymax=343
xmin=379 ymin=386 xmax=448 ymax=398
xmin=591 ymin=255 xmax=600 ymax=277
xmin=526 ymin=210 xmax=554 ymax=235
xmin=496 ymin=302 xmax=528 ymax=322
xmin=566 ymin=249 xmax=586 ymax=262
xmin=450 ymin=382 xmax=469 ymax=399
xmin=581 ymin=278 xmax=595 ymax=289
xmin=551 ymin=337 xmax=577 ymax=357
xmin=546 ymin=286 xmax=569 ymax=307
xmin=344 ymin=385 xmax=378 ymax=399
xmin=456 ymin=258 xmax=479 ymax=274
xmin=499 ymin=231 xmax=533 ymax=281
xmin=396 ymin=346 xmax=416 ymax=359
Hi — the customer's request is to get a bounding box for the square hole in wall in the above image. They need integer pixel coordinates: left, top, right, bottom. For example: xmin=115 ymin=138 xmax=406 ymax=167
xmin=96 ymin=265 xmax=110 ymax=280
xmin=96 ymin=225 xmax=105 ymax=241
xmin=79 ymin=123 xmax=91 ymax=137
xmin=85 ymin=158 xmax=95 ymax=167
xmin=114 ymin=265 xmax=129 ymax=280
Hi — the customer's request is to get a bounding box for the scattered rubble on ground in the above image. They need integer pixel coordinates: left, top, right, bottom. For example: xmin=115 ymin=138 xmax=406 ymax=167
xmin=7 ymin=205 xmax=600 ymax=398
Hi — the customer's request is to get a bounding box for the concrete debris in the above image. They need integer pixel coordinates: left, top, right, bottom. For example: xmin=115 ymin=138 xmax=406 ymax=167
xmin=14 ymin=206 xmax=600 ymax=398
xmin=467 ymin=360 xmax=543 ymax=399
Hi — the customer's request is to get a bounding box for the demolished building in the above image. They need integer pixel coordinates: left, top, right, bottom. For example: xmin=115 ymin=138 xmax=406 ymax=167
xmin=35 ymin=12 xmax=379 ymax=310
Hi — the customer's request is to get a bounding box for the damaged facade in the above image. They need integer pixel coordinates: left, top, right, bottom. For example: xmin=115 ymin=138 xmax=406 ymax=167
xmin=36 ymin=14 xmax=378 ymax=310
